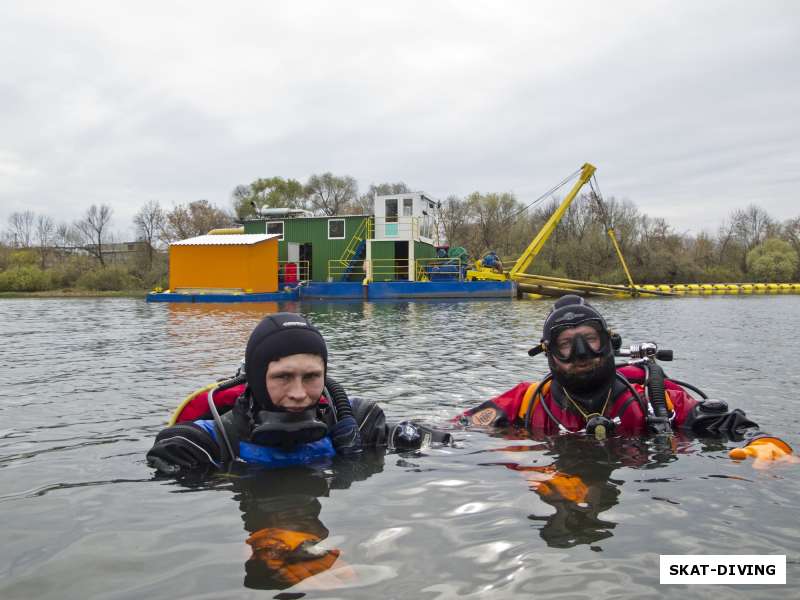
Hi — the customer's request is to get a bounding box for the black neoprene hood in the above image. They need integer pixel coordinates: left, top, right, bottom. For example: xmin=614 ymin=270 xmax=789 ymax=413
xmin=528 ymin=294 xmax=610 ymax=357
xmin=244 ymin=312 xmax=328 ymax=410
xmin=541 ymin=295 xmax=609 ymax=345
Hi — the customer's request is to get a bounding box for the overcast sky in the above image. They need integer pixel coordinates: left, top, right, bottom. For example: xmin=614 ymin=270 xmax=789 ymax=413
xmin=2 ymin=1 xmax=798 ymax=240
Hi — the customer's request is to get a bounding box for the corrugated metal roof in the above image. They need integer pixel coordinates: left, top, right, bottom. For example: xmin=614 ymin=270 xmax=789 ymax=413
xmin=171 ymin=234 xmax=280 ymax=246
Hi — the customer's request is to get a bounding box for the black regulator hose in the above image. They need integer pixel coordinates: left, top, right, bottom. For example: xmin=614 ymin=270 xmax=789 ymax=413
xmin=665 ymin=378 xmax=708 ymax=400
xmin=208 ymin=373 xmax=247 ymax=463
xmin=645 ymin=361 xmax=672 ymax=434
xmin=615 ymin=371 xmax=648 ymax=415
xmin=325 ymin=376 xmax=353 ymax=421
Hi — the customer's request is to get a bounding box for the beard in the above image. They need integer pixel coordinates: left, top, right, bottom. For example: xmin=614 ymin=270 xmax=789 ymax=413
xmin=550 ymin=352 xmax=616 ymax=397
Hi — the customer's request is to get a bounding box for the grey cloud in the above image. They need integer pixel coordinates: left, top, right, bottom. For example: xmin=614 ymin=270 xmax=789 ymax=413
xmin=1 ymin=1 xmax=798 ymax=240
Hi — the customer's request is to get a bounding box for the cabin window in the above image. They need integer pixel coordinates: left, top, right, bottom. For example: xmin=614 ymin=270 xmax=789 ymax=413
xmin=328 ymin=219 xmax=345 ymax=239
xmin=385 ymin=198 xmax=398 ymax=223
xmin=403 ymin=198 xmax=413 ymax=217
xmin=266 ymin=221 xmax=284 ymax=240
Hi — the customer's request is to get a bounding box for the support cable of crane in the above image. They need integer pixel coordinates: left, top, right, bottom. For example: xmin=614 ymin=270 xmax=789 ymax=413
xmin=590 ymin=174 xmax=639 ymax=293
xmin=508 ymin=166 xmax=584 ymax=221
xmin=589 ymin=175 xmax=611 ymax=229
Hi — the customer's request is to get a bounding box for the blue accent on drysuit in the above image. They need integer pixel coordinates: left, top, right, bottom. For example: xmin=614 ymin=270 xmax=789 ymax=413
xmin=195 ymin=419 xmax=336 ymax=467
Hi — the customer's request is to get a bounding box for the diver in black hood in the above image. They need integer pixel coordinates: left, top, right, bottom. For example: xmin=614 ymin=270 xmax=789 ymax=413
xmin=147 ymin=312 xmax=451 ymax=474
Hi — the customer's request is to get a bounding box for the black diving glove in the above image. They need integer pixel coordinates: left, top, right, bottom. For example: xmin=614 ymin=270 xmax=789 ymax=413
xmin=146 ymin=423 xmax=222 ymax=474
xmin=330 ymin=416 xmax=363 ymax=456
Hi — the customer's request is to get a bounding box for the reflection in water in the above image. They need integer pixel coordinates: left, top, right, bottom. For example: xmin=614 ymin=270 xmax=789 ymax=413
xmin=481 ymin=434 xmax=681 ymax=548
xmin=169 ymin=451 xmax=385 ymax=591
xmin=166 ymin=301 xmax=285 ymax=333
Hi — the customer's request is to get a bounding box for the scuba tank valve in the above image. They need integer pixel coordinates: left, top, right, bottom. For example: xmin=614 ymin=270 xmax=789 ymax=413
xmin=616 ymin=342 xmax=673 ymax=362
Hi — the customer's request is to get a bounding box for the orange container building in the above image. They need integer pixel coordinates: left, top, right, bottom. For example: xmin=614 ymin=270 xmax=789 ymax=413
xmin=169 ymin=234 xmax=280 ymax=293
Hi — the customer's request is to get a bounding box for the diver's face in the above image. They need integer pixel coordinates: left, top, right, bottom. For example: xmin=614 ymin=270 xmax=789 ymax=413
xmin=265 ymin=354 xmax=325 ymax=412
xmin=551 ymin=325 xmax=604 ymax=374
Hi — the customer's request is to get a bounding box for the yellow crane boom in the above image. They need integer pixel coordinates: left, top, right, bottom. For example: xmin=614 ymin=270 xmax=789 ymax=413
xmin=466 ymin=163 xmax=597 ymax=282
xmin=508 ymin=162 xmax=595 ymax=279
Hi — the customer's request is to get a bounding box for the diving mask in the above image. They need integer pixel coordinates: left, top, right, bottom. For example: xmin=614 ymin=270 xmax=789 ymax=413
xmin=549 ymin=323 xmax=610 ymax=363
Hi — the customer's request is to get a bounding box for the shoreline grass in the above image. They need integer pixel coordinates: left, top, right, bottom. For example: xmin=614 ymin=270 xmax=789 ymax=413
xmin=0 ymin=289 xmax=149 ymax=299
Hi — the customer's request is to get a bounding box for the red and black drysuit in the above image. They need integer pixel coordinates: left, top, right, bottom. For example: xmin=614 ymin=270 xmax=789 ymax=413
xmin=460 ymin=365 xmax=759 ymax=437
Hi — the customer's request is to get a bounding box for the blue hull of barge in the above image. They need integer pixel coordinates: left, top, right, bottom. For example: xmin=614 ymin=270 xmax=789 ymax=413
xmin=147 ymin=280 xmax=514 ymax=303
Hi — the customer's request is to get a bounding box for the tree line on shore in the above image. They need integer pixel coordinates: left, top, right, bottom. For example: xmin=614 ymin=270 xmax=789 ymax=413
xmin=2 ymin=171 xmax=798 ymax=292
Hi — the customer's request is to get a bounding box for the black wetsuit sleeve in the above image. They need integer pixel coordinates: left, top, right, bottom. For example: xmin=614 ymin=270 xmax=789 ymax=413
xmin=349 ymin=397 xmax=389 ymax=447
xmin=146 ymin=422 xmax=222 ymax=474
xmin=680 ymin=400 xmax=760 ymax=439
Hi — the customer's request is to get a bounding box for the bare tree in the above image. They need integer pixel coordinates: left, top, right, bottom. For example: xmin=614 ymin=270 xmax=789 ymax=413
xmin=54 ymin=222 xmax=80 ymax=250
xmin=35 ymin=214 xmax=54 ymax=269
xmin=466 ymin=192 xmax=519 ymax=256
xmin=7 ymin=210 xmax=35 ymax=248
xmin=732 ymin=205 xmax=772 ymax=249
xmin=75 ymin=204 xmax=113 ymax=266
xmin=134 ymin=200 xmax=165 ymax=268
xmin=438 ymin=195 xmax=471 ymax=250
xmin=354 ymin=182 xmax=411 ymax=215
xmin=731 ymin=204 xmax=773 ymax=271
xmin=305 ymin=173 xmax=358 ymax=215
xmin=784 ymin=216 xmax=800 ymax=251
xmin=162 ymin=200 xmax=234 ymax=243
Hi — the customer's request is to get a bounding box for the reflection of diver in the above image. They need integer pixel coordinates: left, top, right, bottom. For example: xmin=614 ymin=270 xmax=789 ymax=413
xmin=168 ymin=452 xmax=386 ymax=590
xmin=237 ymin=453 xmax=385 ymax=590
xmin=484 ymin=435 xmax=665 ymax=548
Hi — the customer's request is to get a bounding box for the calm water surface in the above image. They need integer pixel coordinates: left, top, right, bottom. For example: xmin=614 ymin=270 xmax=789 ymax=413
xmin=1 ymin=296 xmax=799 ymax=599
